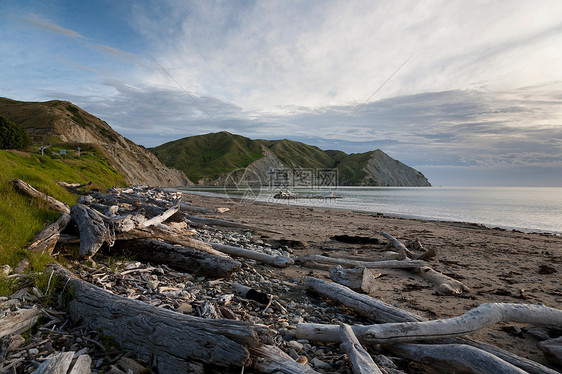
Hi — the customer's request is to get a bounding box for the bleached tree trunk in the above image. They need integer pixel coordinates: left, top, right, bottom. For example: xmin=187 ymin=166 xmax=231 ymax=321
xmin=71 ymin=203 xmax=114 ymax=259
xmin=210 ymin=242 xmax=294 ymax=268
xmin=339 ymin=323 xmax=383 ymax=374
xmin=298 ymin=255 xmax=426 ymax=270
xmin=11 ymin=179 xmax=70 ymax=214
xmin=140 ymin=200 xmax=181 ymax=228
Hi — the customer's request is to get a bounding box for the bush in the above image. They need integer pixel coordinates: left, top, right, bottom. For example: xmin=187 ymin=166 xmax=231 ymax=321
xmin=0 ymin=116 xmax=31 ymax=149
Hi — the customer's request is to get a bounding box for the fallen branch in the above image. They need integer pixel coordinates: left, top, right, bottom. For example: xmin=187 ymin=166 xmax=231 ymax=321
xmin=50 ymin=264 xmax=272 ymax=372
xmin=71 ymin=203 xmax=114 ymax=259
xmin=140 ymin=200 xmax=181 ymax=228
xmin=210 ymin=242 xmax=294 ymax=268
xmin=380 ymin=232 xmax=415 ymax=259
xmin=184 ymin=214 xmax=284 ymax=234
xmin=339 ymin=323 xmax=383 ymax=374
xmin=27 ymin=212 xmax=71 ymax=254
xmin=10 ymin=179 xmax=70 ymax=214
xmin=414 ymin=266 xmax=470 ymax=295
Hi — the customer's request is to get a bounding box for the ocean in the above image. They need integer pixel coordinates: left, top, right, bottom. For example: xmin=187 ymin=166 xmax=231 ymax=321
xmin=179 ymin=186 xmax=562 ymax=235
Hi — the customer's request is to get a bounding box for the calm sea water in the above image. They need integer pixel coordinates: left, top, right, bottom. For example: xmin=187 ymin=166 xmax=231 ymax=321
xmin=179 ymin=186 xmax=562 ymax=234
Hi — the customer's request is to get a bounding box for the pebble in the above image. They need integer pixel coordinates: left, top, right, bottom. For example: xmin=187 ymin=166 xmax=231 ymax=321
xmin=176 ymin=303 xmax=193 ymax=314
xmin=311 ymin=358 xmax=331 ymax=369
xmin=288 ymin=340 xmax=304 ymax=352
xmin=28 ymin=348 xmax=39 ymax=356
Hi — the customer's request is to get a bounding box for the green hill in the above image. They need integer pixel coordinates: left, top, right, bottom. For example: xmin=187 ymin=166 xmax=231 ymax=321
xmin=151 ymin=131 xmax=264 ymax=182
xmin=151 ymin=132 xmax=431 ymax=186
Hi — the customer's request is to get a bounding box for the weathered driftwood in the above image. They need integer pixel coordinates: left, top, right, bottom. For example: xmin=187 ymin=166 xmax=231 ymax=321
xmin=380 ymin=232 xmax=415 ymax=259
xmin=298 ymin=279 xmax=556 ymax=374
xmin=357 ymin=303 xmax=562 ymax=344
xmin=210 ymin=242 xmax=295 ymax=268
xmin=111 ymin=213 xmax=146 ymax=233
xmin=184 ymin=214 xmax=284 ymax=234
xmin=302 ymin=277 xmax=424 ymax=324
xmin=414 ymin=266 xmax=470 ymax=295
xmin=339 ymin=323 xmax=383 ymax=374
xmin=71 ymin=203 xmax=114 ymax=259
xmin=57 ymin=181 xmax=92 ymax=189
xmin=249 ymin=345 xmax=320 ymax=374
xmin=538 ymin=336 xmax=562 ymax=366
xmin=329 ymin=266 xmax=380 ymax=294
xmin=298 ymin=255 xmax=426 ymax=269
xmin=387 ymin=343 xmax=527 ymax=374
xmin=32 ymin=351 xmax=75 ymax=374
xmin=116 ymin=239 xmax=241 ymax=277
xmin=10 ymin=179 xmax=71 ymax=214
xmin=50 ymin=264 xmax=272 ymax=372
xmin=27 ymin=212 xmax=71 ymax=254
xmin=0 ymin=306 xmax=41 ymax=338
xmin=140 ymin=200 xmax=181 ymax=228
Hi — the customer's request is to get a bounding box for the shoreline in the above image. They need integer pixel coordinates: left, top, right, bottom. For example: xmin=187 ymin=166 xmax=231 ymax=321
xmin=177 ymin=188 xmax=562 ymax=236
xmin=184 ymin=191 xmax=562 ymax=367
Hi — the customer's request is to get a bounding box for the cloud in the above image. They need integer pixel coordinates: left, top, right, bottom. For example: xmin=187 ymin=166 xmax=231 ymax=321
xmin=20 ymin=13 xmax=87 ymax=39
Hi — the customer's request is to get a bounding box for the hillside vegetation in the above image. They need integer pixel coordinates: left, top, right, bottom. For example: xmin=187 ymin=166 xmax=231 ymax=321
xmin=0 ymin=147 xmax=126 ymax=295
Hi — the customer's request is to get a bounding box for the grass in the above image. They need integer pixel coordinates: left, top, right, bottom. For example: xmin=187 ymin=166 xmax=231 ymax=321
xmin=0 ymin=148 xmax=126 ymax=296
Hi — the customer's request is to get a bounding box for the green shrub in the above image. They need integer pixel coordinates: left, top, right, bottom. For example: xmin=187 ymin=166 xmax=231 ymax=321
xmin=0 ymin=115 xmax=31 ymax=149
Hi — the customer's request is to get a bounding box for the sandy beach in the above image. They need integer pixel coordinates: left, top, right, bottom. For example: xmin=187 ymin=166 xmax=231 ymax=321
xmin=188 ymin=192 xmax=562 ymax=367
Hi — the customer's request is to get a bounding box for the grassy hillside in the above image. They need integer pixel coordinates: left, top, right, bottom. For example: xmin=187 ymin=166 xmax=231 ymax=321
xmin=258 ymin=139 xmax=336 ymax=169
xmin=151 ymin=131 xmax=264 ymax=182
xmin=0 ymin=147 xmax=126 ymax=295
xmin=335 ymin=151 xmax=373 ymax=185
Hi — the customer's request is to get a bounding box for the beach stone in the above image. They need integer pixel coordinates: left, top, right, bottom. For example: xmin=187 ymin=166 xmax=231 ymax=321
xmin=146 ymin=280 xmax=159 ymax=290
xmin=1 ymin=265 xmax=11 ymax=276
xmin=176 ymin=303 xmax=193 ymax=314
xmin=311 ymin=358 xmax=331 ymax=369
xmin=28 ymin=348 xmax=39 ymax=356
xmin=288 ymin=340 xmax=304 ymax=352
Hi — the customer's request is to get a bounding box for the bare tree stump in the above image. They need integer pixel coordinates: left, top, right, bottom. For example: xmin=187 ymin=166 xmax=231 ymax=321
xmin=10 ymin=179 xmax=70 ymax=214
xmin=329 ymin=266 xmax=380 ymax=294
xmin=339 ymin=323 xmax=383 ymax=374
xmin=27 ymin=212 xmax=71 ymax=254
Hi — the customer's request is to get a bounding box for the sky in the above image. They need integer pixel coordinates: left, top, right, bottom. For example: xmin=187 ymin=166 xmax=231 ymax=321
xmin=1 ymin=0 xmax=562 ymax=186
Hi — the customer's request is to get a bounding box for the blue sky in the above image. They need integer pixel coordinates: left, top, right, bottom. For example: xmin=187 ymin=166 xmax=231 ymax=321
xmin=1 ymin=0 xmax=562 ymax=186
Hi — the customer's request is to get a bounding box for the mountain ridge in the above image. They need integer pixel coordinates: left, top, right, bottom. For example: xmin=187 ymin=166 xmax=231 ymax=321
xmin=0 ymin=98 xmax=191 ymax=187
xmin=151 ymin=131 xmax=431 ymax=187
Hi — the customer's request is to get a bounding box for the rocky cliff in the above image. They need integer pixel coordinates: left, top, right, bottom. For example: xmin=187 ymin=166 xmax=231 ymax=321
xmin=0 ymin=98 xmax=191 ymax=187
xmin=361 ymin=150 xmax=431 ymax=186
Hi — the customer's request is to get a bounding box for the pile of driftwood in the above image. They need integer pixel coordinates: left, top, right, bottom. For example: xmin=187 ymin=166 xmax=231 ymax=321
xmin=2 ymin=178 xmax=561 ymax=374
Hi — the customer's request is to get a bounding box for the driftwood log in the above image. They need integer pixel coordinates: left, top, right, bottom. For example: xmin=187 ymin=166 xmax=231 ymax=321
xmin=27 ymin=212 xmax=71 ymax=254
xmin=184 ymin=214 xmax=284 ymax=234
xmin=249 ymin=345 xmax=320 ymax=374
xmin=538 ymin=336 xmax=562 ymax=366
xmin=329 ymin=266 xmax=379 ymax=294
xmin=49 ymin=264 xmax=271 ymax=372
xmin=298 ymin=255 xmax=426 ymax=270
xmin=71 ymin=203 xmax=114 ymax=259
xmin=10 ymin=179 xmax=70 ymax=214
xmin=388 ymin=343 xmax=528 ymax=374
xmin=32 ymin=351 xmax=75 ymax=374
xmin=339 ymin=323 xmax=383 ymax=374
xmin=116 ymin=239 xmax=241 ymax=277
xmin=414 ymin=266 xmax=470 ymax=295
xmin=140 ymin=200 xmax=181 ymax=228
xmin=0 ymin=306 xmax=41 ymax=338
xmin=298 ymin=277 xmax=558 ymax=374
xmin=210 ymin=242 xmax=295 ymax=268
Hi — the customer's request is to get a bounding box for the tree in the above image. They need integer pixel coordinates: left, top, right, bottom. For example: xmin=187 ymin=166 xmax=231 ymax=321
xmin=0 ymin=116 xmax=31 ymax=149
